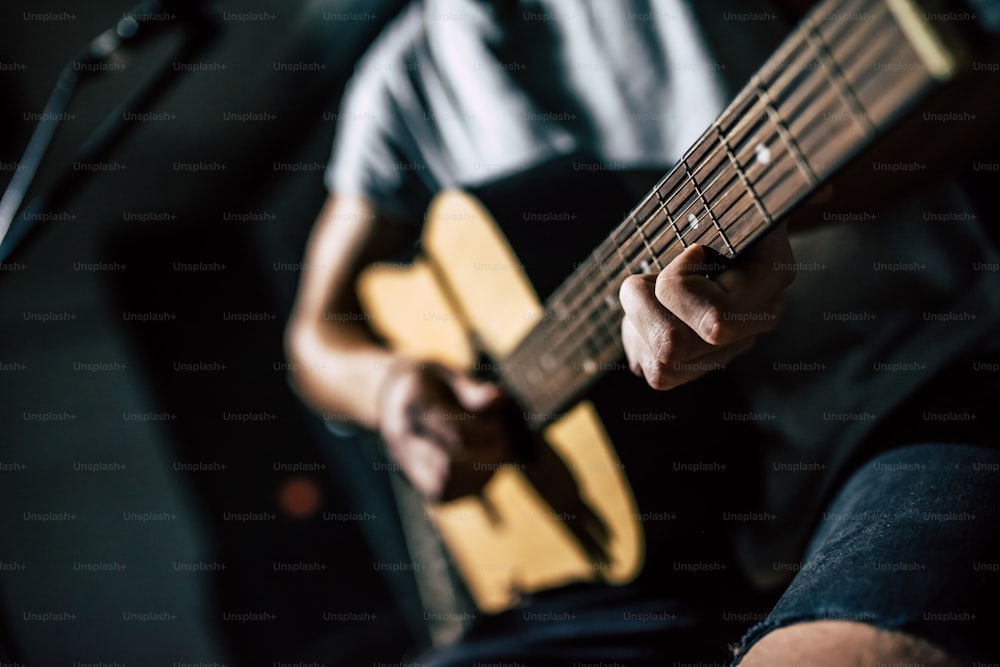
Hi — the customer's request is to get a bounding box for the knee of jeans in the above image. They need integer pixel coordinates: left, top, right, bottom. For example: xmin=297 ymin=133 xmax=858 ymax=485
xmin=733 ymin=443 xmax=1000 ymax=665
xmin=802 ymin=442 xmax=1000 ymax=559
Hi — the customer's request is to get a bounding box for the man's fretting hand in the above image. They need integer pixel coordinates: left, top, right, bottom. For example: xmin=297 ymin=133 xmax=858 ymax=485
xmin=619 ymin=225 xmax=796 ymax=390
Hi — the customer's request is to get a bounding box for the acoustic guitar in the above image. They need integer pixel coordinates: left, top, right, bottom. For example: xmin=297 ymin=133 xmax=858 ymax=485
xmin=357 ymin=0 xmax=997 ymax=613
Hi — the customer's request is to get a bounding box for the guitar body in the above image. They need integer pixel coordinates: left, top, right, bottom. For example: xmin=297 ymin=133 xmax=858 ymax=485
xmin=357 ymin=162 xmax=664 ymax=613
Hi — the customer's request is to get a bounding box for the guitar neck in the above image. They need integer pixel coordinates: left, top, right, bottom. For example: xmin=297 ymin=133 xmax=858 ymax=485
xmin=497 ymin=0 xmax=963 ymax=425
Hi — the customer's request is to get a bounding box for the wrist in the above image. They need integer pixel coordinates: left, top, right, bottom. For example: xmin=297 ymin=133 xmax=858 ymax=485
xmin=374 ymin=356 xmax=418 ymax=432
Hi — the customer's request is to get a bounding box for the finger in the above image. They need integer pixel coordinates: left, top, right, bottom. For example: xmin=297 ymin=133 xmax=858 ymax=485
xmin=409 ymin=401 xmax=508 ymax=500
xmin=441 ymin=371 xmax=511 ymax=461
xmin=398 ymin=434 xmax=450 ymax=501
xmin=412 ymin=399 xmax=464 ymax=455
xmin=444 ymin=369 xmax=504 ymax=413
xmin=410 ymin=366 xmax=494 ymax=453
xmin=620 ymin=314 xmax=649 ymax=378
xmin=624 ymin=313 xmax=757 ymax=391
xmin=653 ymin=335 xmax=758 ymax=389
xmin=619 ymin=272 xmax=716 ymax=368
xmin=621 ymin=314 xmax=697 ymax=391
xmin=654 ymin=244 xmax=785 ymax=346
xmin=417 ymin=394 xmax=510 ymax=463
xmin=653 ymin=244 xmax=736 ymax=345
xmin=621 ymin=314 xmax=671 ymax=382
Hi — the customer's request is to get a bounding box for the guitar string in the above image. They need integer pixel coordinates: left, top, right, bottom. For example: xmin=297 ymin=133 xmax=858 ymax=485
xmin=571 ymin=1 xmax=918 ymax=347
xmin=504 ymin=0 xmax=894 ymax=408
xmin=502 ymin=0 xmax=930 ymax=410
xmin=530 ymin=0 xmax=877 ymax=316
xmin=537 ymin=0 xmax=885 ymax=335
xmin=502 ymin=37 xmax=849 ymax=397
xmin=521 ymin=26 xmax=926 ymax=412
xmin=504 ymin=0 xmax=896 ymax=410
xmin=500 ymin=0 xmax=886 ymax=406
xmin=630 ymin=7 xmax=908 ymax=267
xmin=505 ymin=0 xmax=883 ymax=379
xmin=521 ymin=54 xmax=926 ymax=415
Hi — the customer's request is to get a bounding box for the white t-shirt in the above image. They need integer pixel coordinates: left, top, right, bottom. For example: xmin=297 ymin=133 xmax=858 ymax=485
xmin=327 ymin=0 xmax=730 ymax=220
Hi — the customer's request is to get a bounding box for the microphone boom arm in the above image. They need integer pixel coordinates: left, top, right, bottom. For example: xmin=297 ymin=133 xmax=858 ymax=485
xmin=0 ymin=1 xmax=221 ymax=264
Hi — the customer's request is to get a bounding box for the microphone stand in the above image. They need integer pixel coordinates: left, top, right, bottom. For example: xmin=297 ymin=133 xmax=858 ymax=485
xmin=0 ymin=1 xmax=222 ymax=264
xmin=0 ymin=4 xmax=221 ymax=661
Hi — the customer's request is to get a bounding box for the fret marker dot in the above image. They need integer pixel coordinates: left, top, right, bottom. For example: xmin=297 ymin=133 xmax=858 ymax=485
xmin=582 ymin=359 xmax=597 ymax=375
xmin=639 ymin=259 xmax=651 ymax=274
xmin=755 ymin=143 xmax=771 ymax=165
xmin=687 ymin=213 xmax=699 ymax=230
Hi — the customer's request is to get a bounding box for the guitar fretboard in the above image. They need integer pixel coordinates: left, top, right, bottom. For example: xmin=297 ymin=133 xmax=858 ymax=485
xmin=498 ymin=0 xmax=959 ymax=424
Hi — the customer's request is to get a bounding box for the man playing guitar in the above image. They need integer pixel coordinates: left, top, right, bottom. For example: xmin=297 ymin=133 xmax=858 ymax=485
xmin=286 ymin=0 xmax=999 ymax=664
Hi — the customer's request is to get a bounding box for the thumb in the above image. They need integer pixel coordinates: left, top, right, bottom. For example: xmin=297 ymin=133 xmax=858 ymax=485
xmin=444 ymin=370 xmax=503 ymax=412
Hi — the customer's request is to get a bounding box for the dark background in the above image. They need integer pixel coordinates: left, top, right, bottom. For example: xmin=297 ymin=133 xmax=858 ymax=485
xmin=0 ymin=0 xmax=421 ymax=664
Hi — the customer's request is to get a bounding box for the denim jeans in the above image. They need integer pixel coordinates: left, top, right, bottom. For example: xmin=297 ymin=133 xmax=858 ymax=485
xmin=414 ymin=442 xmax=1000 ymax=667
xmin=732 ymin=442 xmax=1000 ymax=664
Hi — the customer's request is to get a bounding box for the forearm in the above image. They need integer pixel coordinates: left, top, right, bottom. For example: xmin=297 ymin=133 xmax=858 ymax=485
xmin=284 ymin=194 xmax=417 ymax=430
xmin=285 ymin=319 xmax=394 ymax=430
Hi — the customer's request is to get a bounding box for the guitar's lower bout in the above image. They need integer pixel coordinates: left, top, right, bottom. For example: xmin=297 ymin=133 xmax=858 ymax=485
xmin=358 ymin=190 xmax=644 ymax=613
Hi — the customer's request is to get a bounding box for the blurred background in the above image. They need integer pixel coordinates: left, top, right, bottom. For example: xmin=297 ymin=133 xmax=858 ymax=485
xmin=0 ymin=0 xmax=428 ymax=663
xmin=5 ymin=1 xmax=996 ymax=665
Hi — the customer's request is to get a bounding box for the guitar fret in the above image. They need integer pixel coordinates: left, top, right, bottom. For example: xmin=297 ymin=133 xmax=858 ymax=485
xmin=526 ymin=292 xmax=614 ymax=386
xmin=654 ymin=189 xmax=687 ymax=250
xmin=804 ymin=12 xmax=877 ymax=139
xmin=848 ymin=15 xmax=935 ymax=128
xmin=785 ymin=77 xmax=871 ymax=178
xmin=681 ymin=157 xmax=734 ymax=257
xmin=748 ymin=25 xmax=860 ymax=188
xmin=820 ymin=1 xmax=895 ymax=85
xmin=633 ymin=216 xmax=661 ymax=273
xmin=664 ymin=201 xmax=688 ymax=247
xmin=595 ymin=251 xmax=625 ymax=316
xmin=538 ymin=240 xmax=613 ymax=370
xmin=713 ymin=121 xmax=772 ymax=231
xmin=753 ymin=77 xmax=818 ymax=187
xmin=617 ymin=232 xmax=643 ymax=274
xmin=594 ymin=288 xmax=622 ymax=343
